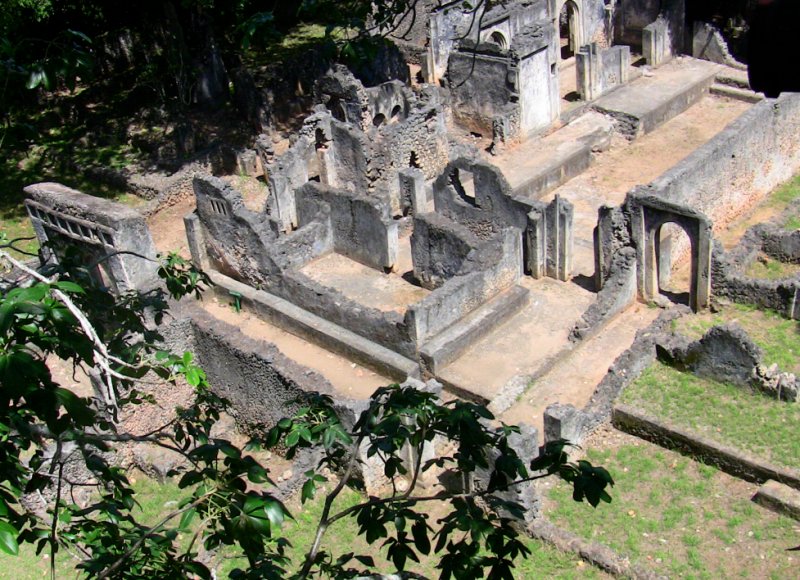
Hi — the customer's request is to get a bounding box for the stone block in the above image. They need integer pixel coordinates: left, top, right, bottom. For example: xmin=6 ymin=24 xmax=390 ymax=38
xmin=544 ymin=403 xmax=590 ymax=446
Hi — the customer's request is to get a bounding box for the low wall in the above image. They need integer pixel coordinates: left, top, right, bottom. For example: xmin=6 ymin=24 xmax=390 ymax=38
xmin=613 ymin=405 xmax=800 ymax=490
xmin=406 ymin=227 xmax=521 ymax=342
xmin=570 ymin=247 xmax=637 ymax=342
xmin=164 ymin=303 xmax=348 ymax=430
xmin=711 ymin=240 xmax=800 ymax=319
xmin=411 ymin=212 xmax=492 ymax=290
xmin=273 ymin=270 xmax=416 ymax=358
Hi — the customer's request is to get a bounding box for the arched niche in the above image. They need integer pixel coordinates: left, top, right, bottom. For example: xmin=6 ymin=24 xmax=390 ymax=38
xmin=490 ymin=31 xmax=508 ymax=50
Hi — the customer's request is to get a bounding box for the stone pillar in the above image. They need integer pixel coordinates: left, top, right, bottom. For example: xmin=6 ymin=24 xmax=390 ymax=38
xmin=266 ymin=174 xmax=297 ymax=232
xmin=184 ymin=211 xmax=210 ymax=270
xmin=693 ymin=219 xmax=713 ymax=311
xmin=576 ymin=44 xmax=599 ymax=102
xmin=471 ymin=423 xmax=541 ymax=524
xmin=545 ymin=195 xmax=573 ymax=281
xmin=643 ymin=17 xmax=672 ymax=67
xmin=543 ymin=403 xmax=590 ymax=446
xmin=398 ymin=168 xmax=427 ymax=216
xmin=526 ymin=208 xmax=546 ymax=278
xmin=317 ymin=146 xmax=337 ymax=188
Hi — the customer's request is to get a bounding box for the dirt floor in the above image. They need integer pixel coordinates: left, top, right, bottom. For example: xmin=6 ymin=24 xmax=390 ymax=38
xmin=202 ymin=299 xmax=390 ymax=399
xmin=542 ymin=94 xmax=751 ymax=276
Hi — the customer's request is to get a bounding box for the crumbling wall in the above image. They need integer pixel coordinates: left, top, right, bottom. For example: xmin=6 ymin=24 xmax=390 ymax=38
xmin=692 ymin=21 xmax=745 ymax=68
xmin=570 ymin=246 xmax=637 ymax=341
xmin=577 ymin=43 xmax=631 ymax=101
xmin=711 ymin=239 xmax=800 ymax=320
xmin=634 ymin=94 xmax=800 ymax=265
xmin=329 ymin=119 xmax=371 ymax=192
xmin=658 ymin=324 xmax=799 ymax=402
xmin=614 ymin=0 xmax=684 ymax=53
xmin=406 ymin=227 xmax=522 ymax=343
xmin=192 ymin=176 xmax=280 ymax=284
xmin=427 ymin=1 xmax=482 ymax=83
xmin=175 ymin=303 xmax=347 ymax=429
xmin=24 ymin=182 xmax=158 ymax=293
xmin=447 ymin=43 xmax=518 ymax=136
xmin=411 ymin=212 xmax=485 ymax=289
xmin=447 ymin=19 xmax=557 ymax=140
xmin=368 ymin=88 xmax=450 ymax=212
xmin=295 ymin=182 xmax=398 ymax=271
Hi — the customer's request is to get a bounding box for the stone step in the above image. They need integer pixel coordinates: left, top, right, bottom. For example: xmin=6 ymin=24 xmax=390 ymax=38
xmin=753 ymin=480 xmax=800 ymax=521
xmin=420 ymin=285 xmax=530 ymax=375
xmin=715 ymin=71 xmax=751 ymax=90
xmin=207 ymin=270 xmax=420 ymax=381
xmin=710 ymin=83 xmax=764 ymax=104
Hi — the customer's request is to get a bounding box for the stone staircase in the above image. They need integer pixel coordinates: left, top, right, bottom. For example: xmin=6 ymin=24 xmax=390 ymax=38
xmin=710 ymin=67 xmax=764 ymax=104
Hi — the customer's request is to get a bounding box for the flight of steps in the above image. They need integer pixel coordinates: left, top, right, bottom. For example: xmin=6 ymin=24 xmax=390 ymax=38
xmin=710 ymin=67 xmax=764 ymax=104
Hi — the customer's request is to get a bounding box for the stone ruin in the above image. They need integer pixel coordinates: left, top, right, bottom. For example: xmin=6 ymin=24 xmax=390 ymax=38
xmin=21 ymin=0 xmax=800 ymax=524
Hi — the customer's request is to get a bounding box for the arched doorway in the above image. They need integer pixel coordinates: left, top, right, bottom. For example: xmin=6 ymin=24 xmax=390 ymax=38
xmin=633 ymin=198 xmax=713 ymax=312
xmin=558 ymin=0 xmax=582 ymax=61
xmin=654 ymin=222 xmax=692 ymax=306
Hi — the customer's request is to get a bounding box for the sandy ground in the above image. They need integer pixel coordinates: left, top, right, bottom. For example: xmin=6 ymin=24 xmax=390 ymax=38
xmin=202 ymin=299 xmax=391 ymax=399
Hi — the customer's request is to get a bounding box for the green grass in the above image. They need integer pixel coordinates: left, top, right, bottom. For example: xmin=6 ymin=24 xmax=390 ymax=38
xmin=768 ymin=173 xmax=800 ymax=209
xmin=674 ymin=303 xmax=800 ymax=374
xmin=784 ymin=215 xmax=800 ymax=231
xmin=1 ymin=476 xmax=606 ymax=579
xmin=745 ymin=254 xmax=800 ymax=280
xmin=621 ymin=361 xmax=800 ymax=469
xmin=547 ymin=441 xmax=799 ymax=579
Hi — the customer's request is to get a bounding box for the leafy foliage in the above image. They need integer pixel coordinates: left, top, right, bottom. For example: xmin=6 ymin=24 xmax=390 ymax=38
xmin=0 ymin=238 xmax=612 ymax=577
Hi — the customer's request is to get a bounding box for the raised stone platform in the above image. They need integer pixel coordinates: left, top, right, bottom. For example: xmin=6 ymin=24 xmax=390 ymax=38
xmin=420 ymin=284 xmax=530 ymax=374
xmin=207 ymin=270 xmax=420 ymax=381
xmin=592 ymin=57 xmax=721 ymax=138
xmin=492 ymin=111 xmax=614 ymax=200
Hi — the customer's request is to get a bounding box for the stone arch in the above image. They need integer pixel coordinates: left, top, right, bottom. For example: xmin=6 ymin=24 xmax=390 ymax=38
xmin=328 ymin=97 xmax=347 ymax=122
xmin=489 ymin=31 xmax=508 ymax=50
xmin=632 ymin=197 xmax=712 ymax=311
xmin=390 ymin=104 xmax=403 ymax=123
xmin=557 ymin=0 xmax=584 ymax=61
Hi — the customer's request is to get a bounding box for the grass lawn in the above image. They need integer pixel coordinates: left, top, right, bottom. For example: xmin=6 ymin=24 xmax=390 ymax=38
xmin=0 ymin=475 xmax=606 ymax=579
xmin=744 ymin=253 xmax=800 ymax=280
xmin=673 ymin=302 xmax=800 ymax=374
xmin=545 ymin=432 xmax=800 ymax=580
xmin=621 ymin=361 xmax=800 ymax=470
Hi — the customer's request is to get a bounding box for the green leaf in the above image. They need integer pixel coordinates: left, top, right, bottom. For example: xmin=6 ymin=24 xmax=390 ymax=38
xmin=301 ymin=479 xmax=316 ymax=503
xmin=54 ymin=281 xmax=85 ymax=294
xmin=285 ymin=429 xmax=300 ymax=448
xmin=0 ymin=521 xmax=19 ymax=556
xmin=179 ymin=508 xmax=196 ymax=531
xmin=264 ymin=498 xmax=288 ymax=530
